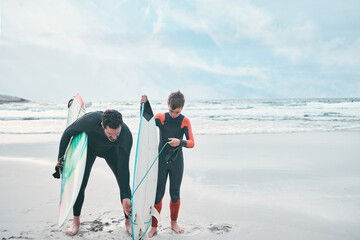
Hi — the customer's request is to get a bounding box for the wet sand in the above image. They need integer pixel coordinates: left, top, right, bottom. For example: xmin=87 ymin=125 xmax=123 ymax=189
xmin=0 ymin=131 xmax=359 ymax=239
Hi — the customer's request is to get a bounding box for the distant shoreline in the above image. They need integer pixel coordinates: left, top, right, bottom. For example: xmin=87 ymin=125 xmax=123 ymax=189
xmin=0 ymin=94 xmax=30 ymax=104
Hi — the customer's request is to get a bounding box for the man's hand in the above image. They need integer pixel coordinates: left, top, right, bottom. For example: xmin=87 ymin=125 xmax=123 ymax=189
xmin=168 ymin=138 xmax=180 ymax=147
xmin=122 ymin=198 xmax=132 ymax=216
xmin=52 ymin=156 xmax=64 ymax=179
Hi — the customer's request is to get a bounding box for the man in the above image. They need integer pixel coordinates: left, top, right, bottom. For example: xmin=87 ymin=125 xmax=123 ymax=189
xmin=53 ymin=109 xmax=132 ymax=236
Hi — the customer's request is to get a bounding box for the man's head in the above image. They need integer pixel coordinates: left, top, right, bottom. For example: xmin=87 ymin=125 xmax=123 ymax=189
xmin=168 ymin=91 xmax=185 ymax=119
xmin=101 ymin=109 xmax=123 ymax=142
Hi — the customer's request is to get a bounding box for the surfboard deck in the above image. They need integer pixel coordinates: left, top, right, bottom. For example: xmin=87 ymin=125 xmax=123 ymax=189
xmin=131 ymin=100 xmax=159 ymax=240
xmin=58 ymin=94 xmax=88 ymax=227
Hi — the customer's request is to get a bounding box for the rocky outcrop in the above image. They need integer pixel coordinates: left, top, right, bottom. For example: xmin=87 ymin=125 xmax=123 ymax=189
xmin=0 ymin=95 xmax=30 ymax=104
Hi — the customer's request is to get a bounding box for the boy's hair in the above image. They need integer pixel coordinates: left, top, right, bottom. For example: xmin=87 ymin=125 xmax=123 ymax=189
xmin=168 ymin=90 xmax=185 ymax=109
xmin=102 ymin=109 xmax=123 ymax=129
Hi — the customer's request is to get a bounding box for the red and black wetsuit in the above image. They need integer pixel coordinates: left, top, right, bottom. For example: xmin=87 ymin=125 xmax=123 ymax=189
xmin=152 ymin=112 xmax=194 ymax=226
xmin=57 ymin=111 xmax=132 ymax=216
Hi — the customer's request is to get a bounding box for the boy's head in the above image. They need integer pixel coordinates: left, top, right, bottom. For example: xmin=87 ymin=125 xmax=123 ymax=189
xmin=168 ymin=91 xmax=185 ymax=119
xmin=168 ymin=90 xmax=185 ymax=110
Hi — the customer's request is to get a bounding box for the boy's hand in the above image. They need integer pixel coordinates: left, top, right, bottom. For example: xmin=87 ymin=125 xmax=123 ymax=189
xmin=140 ymin=95 xmax=147 ymax=104
xmin=168 ymin=138 xmax=180 ymax=147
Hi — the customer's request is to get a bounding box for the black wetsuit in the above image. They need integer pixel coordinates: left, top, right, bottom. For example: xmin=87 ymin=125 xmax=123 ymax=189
xmin=154 ymin=112 xmax=194 ymax=204
xmin=57 ymin=111 xmax=132 ymax=216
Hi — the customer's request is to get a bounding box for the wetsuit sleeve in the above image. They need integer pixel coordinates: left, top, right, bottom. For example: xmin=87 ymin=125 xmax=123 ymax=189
xmin=180 ymin=117 xmax=195 ymax=148
xmin=57 ymin=113 xmax=95 ymax=160
xmin=117 ymin=124 xmax=133 ymax=200
xmin=57 ymin=127 xmax=79 ymax=160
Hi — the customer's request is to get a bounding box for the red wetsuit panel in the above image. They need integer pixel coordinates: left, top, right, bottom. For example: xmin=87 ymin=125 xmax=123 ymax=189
xmin=155 ymin=113 xmax=165 ymax=125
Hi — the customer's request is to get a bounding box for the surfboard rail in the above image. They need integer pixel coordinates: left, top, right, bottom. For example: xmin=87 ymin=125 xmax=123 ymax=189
xmin=131 ymin=100 xmax=159 ymax=240
xmin=58 ymin=94 xmax=88 ymax=227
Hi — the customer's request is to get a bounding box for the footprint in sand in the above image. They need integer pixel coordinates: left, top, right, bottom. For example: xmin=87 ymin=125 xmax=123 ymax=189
xmin=85 ymin=220 xmax=106 ymax=232
xmin=209 ymin=224 xmax=232 ymax=234
xmin=157 ymin=224 xmax=202 ymax=236
xmin=183 ymin=225 xmax=202 ymax=236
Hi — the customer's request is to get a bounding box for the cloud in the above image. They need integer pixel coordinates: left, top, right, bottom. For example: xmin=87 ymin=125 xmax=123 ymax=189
xmin=2 ymin=0 xmax=261 ymax=76
xmin=154 ymin=0 xmax=359 ymax=68
xmin=2 ymin=0 xmax=108 ymax=53
xmin=316 ymin=37 xmax=360 ymax=68
xmin=151 ymin=4 xmax=165 ymax=37
xmin=1 ymin=0 xmax=359 ymax=101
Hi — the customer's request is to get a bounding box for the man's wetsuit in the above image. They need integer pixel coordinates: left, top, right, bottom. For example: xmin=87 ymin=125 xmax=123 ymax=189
xmin=57 ymin=111 xmax=132 ymax=216
xmin=152 ymin=112 xmax=194 ymax=226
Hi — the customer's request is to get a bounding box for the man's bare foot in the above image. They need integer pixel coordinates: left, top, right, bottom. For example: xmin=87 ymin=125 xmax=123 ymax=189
xmin=148 ymin=226 xmax=157 ymax=238
xmin=171 ymin=221 xmax=184 ymax=234
xmin=66 ymin=216 xmax=80 ymax=236
xmin=125 ymin=218 xmax=132 ymax=236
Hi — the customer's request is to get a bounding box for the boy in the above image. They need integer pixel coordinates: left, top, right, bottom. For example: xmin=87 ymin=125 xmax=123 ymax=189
xmin=140 ymin=91 xmax=195 ymax=238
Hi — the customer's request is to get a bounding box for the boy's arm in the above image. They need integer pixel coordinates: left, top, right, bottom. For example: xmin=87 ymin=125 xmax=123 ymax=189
xmin=180 ymin=117 xmax=195 ymax=148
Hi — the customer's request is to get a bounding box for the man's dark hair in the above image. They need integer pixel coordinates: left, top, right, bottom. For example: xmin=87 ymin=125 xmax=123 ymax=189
xmin=102 ymin=109 xmax=123 ymax=129
xmin=167 ymin=90 xmax=185 ymax=110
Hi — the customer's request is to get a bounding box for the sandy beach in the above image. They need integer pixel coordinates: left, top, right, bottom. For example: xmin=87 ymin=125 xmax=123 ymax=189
xmin=1 ymin=0 xmax=360 ymax=238
xmin=0 ymin=131 xmax=359 ymax=239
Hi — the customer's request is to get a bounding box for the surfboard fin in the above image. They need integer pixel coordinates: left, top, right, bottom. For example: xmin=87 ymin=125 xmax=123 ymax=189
xmin=141 ymin=232 xmax=150 ymax=240
xmin=150 ymin=205 xmax=161 ymax=222
xmin=134 ymin=214 xmax=150 ymax=240
xmin=67 ymin=98 xmax=73 ymax=108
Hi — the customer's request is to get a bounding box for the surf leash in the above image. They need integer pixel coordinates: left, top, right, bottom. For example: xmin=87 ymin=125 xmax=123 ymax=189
xmin=132 ymin=142 xmax=168 ymax=196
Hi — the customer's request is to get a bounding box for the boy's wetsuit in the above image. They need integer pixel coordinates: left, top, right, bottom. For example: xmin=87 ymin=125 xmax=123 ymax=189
xmin=152 ymin=112 xmax=194 ymax=226
xmin=57 ymin=111 xmax=132 ymax=216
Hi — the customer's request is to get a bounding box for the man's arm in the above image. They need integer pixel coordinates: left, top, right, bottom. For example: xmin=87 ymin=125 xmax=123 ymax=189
xmin=118 ymin=124 xmax=133 ymax=200
xmin=53 ymin=113 xmax=96 ymax=178
xmin=57 ymin=126 xmax=80 ymax=159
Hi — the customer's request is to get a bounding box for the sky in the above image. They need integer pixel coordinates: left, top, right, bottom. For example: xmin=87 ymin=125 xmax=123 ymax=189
xmin=0 ymin=0 xmax=359 ymax=102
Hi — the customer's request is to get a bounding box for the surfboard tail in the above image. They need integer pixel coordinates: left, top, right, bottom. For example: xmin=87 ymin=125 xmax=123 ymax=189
xmin=150 ymin=206 xmax=161 ymax=222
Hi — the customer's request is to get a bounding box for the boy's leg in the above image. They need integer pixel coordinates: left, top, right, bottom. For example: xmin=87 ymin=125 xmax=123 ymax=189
xmin=148 ymin=199 xmax=162 ymax=238
xmin=168 ymin=159 xmax=184 ymax=234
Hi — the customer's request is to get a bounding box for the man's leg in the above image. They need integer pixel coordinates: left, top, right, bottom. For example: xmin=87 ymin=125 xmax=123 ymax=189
xmin=103 ymin=148 xmax=133 ymax=235
xmin=66 ymin=150 xmax=96 ymax=236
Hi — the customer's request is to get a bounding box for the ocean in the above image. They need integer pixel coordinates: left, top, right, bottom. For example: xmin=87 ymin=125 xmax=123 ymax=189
xmin=0 ymin=98 xmax=359 ymax=136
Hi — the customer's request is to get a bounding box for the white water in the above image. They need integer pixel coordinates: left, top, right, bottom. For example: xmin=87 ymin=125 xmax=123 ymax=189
xmin=0 ymin=98 xmax=359 ymax=137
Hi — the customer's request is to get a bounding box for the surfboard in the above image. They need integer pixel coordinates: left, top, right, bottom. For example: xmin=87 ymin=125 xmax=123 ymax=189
xmin=58 ymin=94 xmax=88 ymax=227
xmin=131 ymin=100 xmax=160 ymax=240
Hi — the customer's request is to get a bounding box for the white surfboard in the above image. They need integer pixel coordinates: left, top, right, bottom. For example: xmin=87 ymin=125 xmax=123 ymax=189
xmin=58 ymin=94 xmax=88 ymax=227
xmin=131 ymin=100 xmax=159 ymax=240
